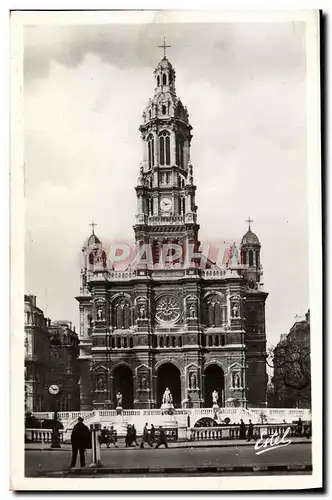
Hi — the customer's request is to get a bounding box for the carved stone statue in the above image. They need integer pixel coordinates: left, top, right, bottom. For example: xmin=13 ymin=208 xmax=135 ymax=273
xmin=189 ymin=303 xmax=196 ymax=318
xmin=162 ymin=387 xmax=172 ymax=405
xmin=97 ymin=376 xmax=105 ymax=391
xmin=212 ymin=389 xmax=219 ymax=406
xmin=232 ymin=303 xmax=239 ymax=318
xmin=97 ymin=306 xmax=103 ymax=320
xmin=139 ymin=304 xmax=146 ymax=319
xmin=233 ymin=372 xmax=241 ymax=388
xmin=140 ymin=374 xmax=147 ymax=390
xmin=116 ymin=391 xmax=123 ymax=408
xmin=189 ymin=372 xmax=197 ymax=389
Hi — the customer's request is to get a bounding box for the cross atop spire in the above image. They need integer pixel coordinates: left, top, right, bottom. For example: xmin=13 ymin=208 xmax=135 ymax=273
xmin=89 ymin=221 xmax=97 ymax=234
xmin=158 ymin=37 xmax=171 ymax=59
xmin=245 ymin=216 xmax=254 ymax=231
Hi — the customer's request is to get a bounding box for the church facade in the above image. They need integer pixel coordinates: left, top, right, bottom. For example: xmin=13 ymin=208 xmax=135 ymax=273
xmin=76 ymin=52 xmax=268 ymax=410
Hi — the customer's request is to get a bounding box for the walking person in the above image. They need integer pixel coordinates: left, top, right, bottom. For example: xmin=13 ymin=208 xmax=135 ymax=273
xmin=125 ymin=425 xmax=132 ymax=447
xmin=239 ymin=419 xmax=246 ymax=440
xmin=149 ymin=424 xmax=156 ymax=446
xmin=155 ymin=426 xmax=168 ymax=449
xmin=70 ymin=417 xmax=91 ymax=468
xmin=131 ymin=425 xmax=138 ymax=447
xmin=109 ymin=426 xmax=118 ymax=448
xmin=140 ymin=422 xmax=152 ymax=448
xmin=247 ymin=420 xmax=254 ymax=442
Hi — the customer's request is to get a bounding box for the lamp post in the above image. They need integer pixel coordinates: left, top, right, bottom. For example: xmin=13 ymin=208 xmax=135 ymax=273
xmin=49 ymin=384 xmax=61 ymax=448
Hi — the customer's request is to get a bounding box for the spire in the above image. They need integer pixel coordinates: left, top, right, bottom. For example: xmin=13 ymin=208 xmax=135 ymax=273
xmin=158 ymin=37 xmax=171 ymax=59
xmin=245 ymin=216 xmax=254 ymax=232
xmin=89 ymin=221 xmax=97 ymax=235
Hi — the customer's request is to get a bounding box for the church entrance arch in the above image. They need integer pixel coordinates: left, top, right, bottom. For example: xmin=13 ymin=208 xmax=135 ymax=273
xmin=156 ymin=363 xmax=182 ymax=408
xmin=112 ymin=365 xmax=134 ymax=409
xmin=204 ymin=364 xmax=224 ymax=407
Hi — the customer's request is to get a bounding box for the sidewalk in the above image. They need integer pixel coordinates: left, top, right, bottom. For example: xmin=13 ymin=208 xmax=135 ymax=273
xmin=25 ymin=436 xmax=311 ymax=451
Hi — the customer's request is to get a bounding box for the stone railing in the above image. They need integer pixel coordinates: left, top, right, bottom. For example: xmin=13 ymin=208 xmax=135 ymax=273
xmin=25 ymin=428 xmax=65 ymax=443
xmin=109 ymin=271 xmax=136 ymax=281
xmin=190 ymin=423 xmax=311 ymax=441
xmin=147 ymin=215 xmax=184 ymax=226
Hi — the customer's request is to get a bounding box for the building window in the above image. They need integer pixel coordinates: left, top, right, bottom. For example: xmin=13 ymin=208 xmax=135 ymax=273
xmin=123 ymin=337 xmax=127 ymax=348
xmin=249 ymin=250 xmax=254 ymax=266
xmin=178 ymin=337 xmax=182 ymax=347
xmin=160 ymin=336 xmax=164 ymax=348
xmin=166 ymin=336 xmax=170 ymax=348
xmin=113 ymin=299 xmax=132 ymax=329
xmin=111 ymin=337 xmax=115 ymax=348
xmin=162 ymin=73 xmax=167 ymax=85
xmin=172 ymin=336 xmax=176 ymax=348
xmin=117 ymin=337 xmax=121 ymax=348
xmin=208 ymin=336 xmax=212 ymax=347
xmin=176 ymin=134 xmax=184 ymax=168
xmin=179 ymin=197 xmax=185 ymax=215
xmin=221 ymin=335 xmax=226 ymax=346
xmin=215 ymin=336 xmax=219 ymax=347
xmin=159 ymin=131 xmax=170 ymax=166
xmin=157 ymin=75 xmax=160 ymax=86
xmin=147 ymin=134 xmax=154 ymax=169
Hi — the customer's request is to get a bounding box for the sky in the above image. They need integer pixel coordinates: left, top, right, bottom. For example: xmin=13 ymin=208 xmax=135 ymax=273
xmin=24 ymin=21 xmax=309 ymax=347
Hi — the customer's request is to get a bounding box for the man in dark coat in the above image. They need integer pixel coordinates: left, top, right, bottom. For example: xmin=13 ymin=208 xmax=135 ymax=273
xmin=140 ymin=422 xmax=152 ymax=448
xmin=247 ymin=420 xmax=254 ymax=442
xmin=149 ymin=424 xmax=156 ymax=446
xmin=155 ymin=426 xmax=168 ymax=449
xmin=239 ymin=419 xmax=246 ymax=440
xmin=70 ymin=417 xmax=91 ymax=468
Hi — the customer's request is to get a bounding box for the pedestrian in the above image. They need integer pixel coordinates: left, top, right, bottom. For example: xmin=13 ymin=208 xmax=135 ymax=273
xmin=109 ymin=426 xmax=118 ymax=448
xmin=155 ymin=426 xmax=168 ymax=448
xmin=70 ymin=417 xmax=91 ymax=468
xmin=131 ymin=425 xmax=138 ymax=447
xmin=140 ymin=422 xmax=152 ymax=448
xmin=149 ymin=424 xmax=156 ymax=446
xmin=239 ymin=419 xmax=246 ymax=440
xmin=247 ymin=419 xmax=254 ymax=442
xmin=296 ymin=418 xmax=303 ymax=436
xmin=125 ymin=425 xmax=132 ymax=447
xmin=100 ymin=426 xmax=110 ymax=448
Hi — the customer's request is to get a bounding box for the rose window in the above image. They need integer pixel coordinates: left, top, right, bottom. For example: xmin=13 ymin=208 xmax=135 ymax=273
xmin=155 ymin=296 xmax=181 ymax=323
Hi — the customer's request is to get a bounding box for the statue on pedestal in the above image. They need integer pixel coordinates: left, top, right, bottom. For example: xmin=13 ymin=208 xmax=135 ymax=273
xmin=212 ymin=389 xmax=219 ymax=407
xmin=162 ymin=387 xmax=172 ymax=404
xmin=116 ymin=391 xmax=123 ymax=408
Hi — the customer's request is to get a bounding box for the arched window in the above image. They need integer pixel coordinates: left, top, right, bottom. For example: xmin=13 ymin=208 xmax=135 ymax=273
xmin=249 ymin=250 xmax=254 ymax=266
xmin=208 ymin=336 xmax=213 ymax=347
xmin=160 ymin=336 xmax=164 ymax=348
xmin=113 ymin=299 xmax=132 ymax=330
xmin=123 ymin=304 xmax=131 ymax=329
xmin=162 ymin=104 xmax=166 ymax=115
xmin=179 ymin=197 xmax=185 ymax=215
xmin=147 ymin=134 xmax=154 ymax=169
xmin=204 ymin=295 xmax=225 ymax=327
xmin=166 ymin=336 xmax=170 ymax=348
xmin=129 ymin=337 xmax=134 ymax=348
xmin=215 ymin=336 xmax=219 ymax=347
xmin=111 ymin=337 xmax=115 ymax=348
xmin=178 ymin=336 xmax=182 ymax=347
xmin=162 ymin=73 xmax=167 ymax=85
xmin=176 ymin=134 xmax=184 ymax=167
xmin=157 ymin=75 xmax=160 ymax=86
xmin=221 ymin=335 xmax=225 ymax=346
xmin=172 ymin=336 xmax=176 ymax=347
xmin=256 ymin=251 xmax=260 ymax=267
xmin=123 ymin=337 xmax=127 ymax=348
xmin=242 ymin=251 xmax=247 ymax=265
xmin=159 ymin=131 xmax=170 ymax=166
xmin=117 ymin=337 xmax=121 ymax=348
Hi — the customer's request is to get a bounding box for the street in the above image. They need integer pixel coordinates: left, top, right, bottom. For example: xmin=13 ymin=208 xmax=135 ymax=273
xmin=25 ymin=443 xmax=312 ymax=477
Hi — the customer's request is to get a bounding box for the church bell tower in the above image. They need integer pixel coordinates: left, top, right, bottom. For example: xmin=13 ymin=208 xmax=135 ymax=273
xmin=134 ymin=40 xmax=199 ymax=266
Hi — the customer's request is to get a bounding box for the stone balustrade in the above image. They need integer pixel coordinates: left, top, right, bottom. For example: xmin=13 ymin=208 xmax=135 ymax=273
xmin=25 ymin=428 xmax=65 ymax=443
xmin=190 ymin=423 xmax=311 ymax=441
xmin=109 ymin=271 xmax=136 ymax=281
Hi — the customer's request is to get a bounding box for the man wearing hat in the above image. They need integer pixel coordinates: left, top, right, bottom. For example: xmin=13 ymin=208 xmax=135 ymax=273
xmin=70 ymin=417 xmax=91 ymax=468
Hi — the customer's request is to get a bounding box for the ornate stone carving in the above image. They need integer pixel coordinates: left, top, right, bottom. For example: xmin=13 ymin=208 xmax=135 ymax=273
xmin=156 ymin=295 xmax=181 ymax=323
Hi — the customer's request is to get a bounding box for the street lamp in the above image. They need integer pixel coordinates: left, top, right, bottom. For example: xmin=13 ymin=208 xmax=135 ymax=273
xmin=49 ymin=384 xmax=61 ymax=448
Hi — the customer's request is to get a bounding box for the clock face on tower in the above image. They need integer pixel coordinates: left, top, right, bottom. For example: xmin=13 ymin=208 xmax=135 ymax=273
xmin=160 ymin=197 xmax=172 ymax=212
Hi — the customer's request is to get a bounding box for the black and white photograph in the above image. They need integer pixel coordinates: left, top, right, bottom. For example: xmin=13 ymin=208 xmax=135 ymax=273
xmin=10 ymin=9 xmax=322 ymax=491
